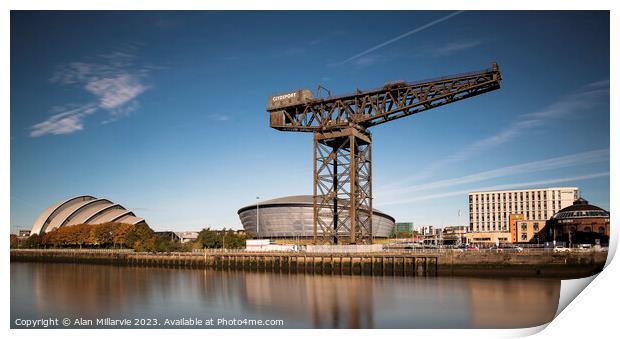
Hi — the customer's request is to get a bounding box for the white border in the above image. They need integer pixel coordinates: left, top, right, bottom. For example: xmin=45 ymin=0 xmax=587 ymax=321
xmin=3 ymin=1 xmax=617 ymax=339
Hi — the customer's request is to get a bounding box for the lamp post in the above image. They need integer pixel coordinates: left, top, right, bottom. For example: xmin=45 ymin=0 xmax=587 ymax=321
xmin=256 ymin=196 xmax=260 ymax=239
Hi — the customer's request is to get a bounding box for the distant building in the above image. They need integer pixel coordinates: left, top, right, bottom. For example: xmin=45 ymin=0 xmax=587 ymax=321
xmin=468 ymin=187 xmax=579 ymax=233
xmin=543 ymin=198 xmax=610 ymax=246
xmin=508 ymin=214 xmax=525 ymax=243
xmin=394 ymin=222 xmax=413 ymax=234
xmin=175 ymin=231 xmax=199 ymax=243
xmin=237 ymin=195 xmax=395 ymax=238
xmin=442 ymin=226 xmax=468 ymax=246
xmin=513 ymin=219 xmax=546 ymax=244
xmin=30 ymin=195 xmax=148 ymax=235
xmin=465 ymin=232 xmax=511 ymax=245
xmin=18 ymin=230 xmax=31 ymax=237
xmin=420 ymin=226 xmax=434 ymax=236
xmin=154 ymin=231 xmax=199 ymax=243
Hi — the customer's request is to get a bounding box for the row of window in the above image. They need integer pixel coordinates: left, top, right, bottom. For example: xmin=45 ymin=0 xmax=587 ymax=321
xmin=469 ymin=190 xmax=568 ymax=203
xmin=470 ymin=201 xmax=559 ymax=209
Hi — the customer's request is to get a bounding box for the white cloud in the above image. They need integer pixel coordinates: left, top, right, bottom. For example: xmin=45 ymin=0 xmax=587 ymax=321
xmin=523 ymin=79 xmax=609 ymax=120
xmin=208 ymin=114 xmax=231 ymax=122
xmin=384 ymin=79 xmax=609 ymax=186
xmin=30 ymin=104 xmax=97 ymax=137
xmin=85 ymin=74 xmax=147 ymax=109
xmin=378 ymin=172 xmax=609 ymax=206
xmin=433 ymin=40 xmax=483 ymax=56
xmin=377 ymin=148 xmax=609 ymax=200
xmin=31 ymin=51 xmax=151 ymax=137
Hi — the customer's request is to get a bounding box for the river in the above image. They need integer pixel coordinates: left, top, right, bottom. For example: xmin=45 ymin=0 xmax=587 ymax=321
xmin=11 ymin=262 xmax=560 ymax=329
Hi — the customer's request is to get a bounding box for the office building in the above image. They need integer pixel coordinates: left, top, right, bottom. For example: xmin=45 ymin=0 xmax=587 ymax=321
xmin=468 ymin=187 xmax=579 ymax=233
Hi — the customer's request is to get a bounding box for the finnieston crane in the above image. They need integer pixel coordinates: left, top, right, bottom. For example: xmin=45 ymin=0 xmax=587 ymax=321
xmin=267 ymin=63 xmax=502 ymax=244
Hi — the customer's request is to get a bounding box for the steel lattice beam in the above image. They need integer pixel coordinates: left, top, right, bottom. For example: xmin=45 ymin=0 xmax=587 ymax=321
xmin=269 ymin=63 xmax=501 ymax=132
xmin=313 ymin=128 xmax=372 ymax=244
xmin=268 ymin=63 xmax=502 ymax=244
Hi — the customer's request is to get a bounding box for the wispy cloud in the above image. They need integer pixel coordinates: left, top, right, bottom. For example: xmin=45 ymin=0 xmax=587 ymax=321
xmin=522 ymin=79 xmax=609 ymax=120
xmin=386 ymin=78 xmax=609 ymax=185
xmin=378 ymin=172 xmax=609 ymax=206
xmin=458 ymin=79 xmax=608 ymax=155
xmin=377 ymin=148 xmax=609 ymax=200
xmin=432 ymin=40 xmax=483 ymax=56
xmin=30 ymin=104 xmax=98 ymax=137
xmin=30 ymin=49 xmax=152 ymax=137
xmin=208 ymin=114 xmax=231 ymax=122
xmin=338 ymin=11 xmax=465 ymax=65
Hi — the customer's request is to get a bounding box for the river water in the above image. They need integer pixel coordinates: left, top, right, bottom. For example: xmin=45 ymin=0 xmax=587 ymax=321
xmin=11 ymin=262 xmax=560 ymax=329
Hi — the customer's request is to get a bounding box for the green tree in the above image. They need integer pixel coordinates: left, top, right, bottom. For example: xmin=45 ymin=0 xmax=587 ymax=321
xmin=22 ymin=234 xmax=42 ymax=248
xmin=196 ymin=228 xmax=247 ymax=249
xmin=197 ymin=228 xmax=222 ymax=248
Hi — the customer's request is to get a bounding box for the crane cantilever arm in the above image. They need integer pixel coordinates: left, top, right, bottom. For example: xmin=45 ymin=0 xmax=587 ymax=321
xmin=268 ymin=63 xmax=501 ymax=132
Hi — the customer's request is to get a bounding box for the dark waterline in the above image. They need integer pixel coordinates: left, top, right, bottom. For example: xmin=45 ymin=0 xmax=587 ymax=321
xmin=11 ymin=262 xmax=560 ymax=329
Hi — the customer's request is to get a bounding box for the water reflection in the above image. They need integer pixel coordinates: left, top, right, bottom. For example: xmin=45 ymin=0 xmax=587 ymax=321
xmin=11 ymin=262 xmax=560 ymax=328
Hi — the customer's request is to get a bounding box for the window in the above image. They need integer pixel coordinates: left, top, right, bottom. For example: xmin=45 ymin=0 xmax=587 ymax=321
xmin=598 ymin=227 xmax=605 ymax=234
xmin=533 ymin=222 xmax=539 ymax=231
xmin=583 ymin=226 xmax=592 ymax=232
xmin=521 ymin=223 xmax=527 ymax=231
xmin=521 ymin=234 xmax=527 ymax=241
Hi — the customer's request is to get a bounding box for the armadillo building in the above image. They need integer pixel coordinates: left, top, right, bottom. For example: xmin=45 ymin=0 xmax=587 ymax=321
xmin=31 ymin=195 xmax=148 ymax=235
xmin=237 ymin=195 xmax=395 ymax=238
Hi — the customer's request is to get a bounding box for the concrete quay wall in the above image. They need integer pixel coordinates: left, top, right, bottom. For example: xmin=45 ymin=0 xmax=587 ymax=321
xmin=10 ymin=249 xmax=607 ymax=278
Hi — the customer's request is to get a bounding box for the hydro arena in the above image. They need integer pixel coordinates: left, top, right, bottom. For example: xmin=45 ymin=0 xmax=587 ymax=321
xmin=237 ymin=195 xmax=395 ymax=238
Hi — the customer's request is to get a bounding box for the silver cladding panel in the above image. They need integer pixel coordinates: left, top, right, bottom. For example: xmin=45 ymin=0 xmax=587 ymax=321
xmin=238 ymin=205 xmax=394 ymax=238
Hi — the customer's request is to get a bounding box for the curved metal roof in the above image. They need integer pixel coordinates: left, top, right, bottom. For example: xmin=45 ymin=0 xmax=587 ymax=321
xmin=553 ymin=198 xmax=609 ymax=220
xmin=30 ymin=195 xmax=148 ymax=235
xmin=89 ymin=208 xmax=133 ymax=224
xmin=237 ymin=195 xmax=395 ymax=222
xmin=30 ymin=195 xmax=96 ymax=235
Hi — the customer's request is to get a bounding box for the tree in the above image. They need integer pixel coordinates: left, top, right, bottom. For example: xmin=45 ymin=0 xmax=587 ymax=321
xmin=196 ymin=228 xmax=247 ymax=249
xmin=22 ymin=234 xmax=42 ymax=248
xmin=10 ymin=235 xmax=18 ymax=249
xmin=197 ymin=228 xmax=222 ymax=248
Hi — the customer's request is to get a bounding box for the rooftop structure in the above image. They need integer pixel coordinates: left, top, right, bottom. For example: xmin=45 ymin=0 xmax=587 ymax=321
xmin=31 ymin=195 xmax=147 ymax=235
xmin=238 ymin=195 xmax=395 ymax=239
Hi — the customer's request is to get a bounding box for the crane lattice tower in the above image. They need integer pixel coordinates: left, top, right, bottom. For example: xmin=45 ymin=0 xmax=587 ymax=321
xmin=267 ymin=63 xmax=502 ymax=244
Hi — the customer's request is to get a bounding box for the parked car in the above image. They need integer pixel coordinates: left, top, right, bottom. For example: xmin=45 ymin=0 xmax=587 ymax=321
xmin=503 ymin=244 xmax=524 ymax=252
xmin=465 ymin=245 xmax=479 ymax=251
xmin=490 ymin=244 xmax=523 ymax=252
xmin=553 ymin=246 xmax=570 ymax=253
xmin=489 ymin=245 xmax=503 ymax=252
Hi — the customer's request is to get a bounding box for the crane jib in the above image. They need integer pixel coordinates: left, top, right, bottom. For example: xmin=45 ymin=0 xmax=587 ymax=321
xmin=265 ymin=62 xmax=503 ymax=244
xmin=268 ymin=63 xmax=501 ymax=132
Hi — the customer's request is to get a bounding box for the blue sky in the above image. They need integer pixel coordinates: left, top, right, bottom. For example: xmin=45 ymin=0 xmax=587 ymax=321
xmin=10 ymin=11 xmax=610 ymax=232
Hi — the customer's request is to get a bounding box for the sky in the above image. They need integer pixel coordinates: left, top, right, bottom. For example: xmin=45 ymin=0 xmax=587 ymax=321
xmin=10 ymin=11 xmax=610 ymax=232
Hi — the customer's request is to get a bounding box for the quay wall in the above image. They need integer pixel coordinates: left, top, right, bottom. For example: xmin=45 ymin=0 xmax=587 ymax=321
xmin=9 ymin=249 xmax=607 ymax=278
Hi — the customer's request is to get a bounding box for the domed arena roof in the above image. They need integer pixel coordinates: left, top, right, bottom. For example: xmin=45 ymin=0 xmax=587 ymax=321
xmin=237 ymin=195 xmax=395 ymax=238
xmin=31 ymin=195 xmax=147 ymax=235
xmin=552 ymin=197 xmax=609 ymax=220
xmin=237 ymin=195 xmax=395 ymax=221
